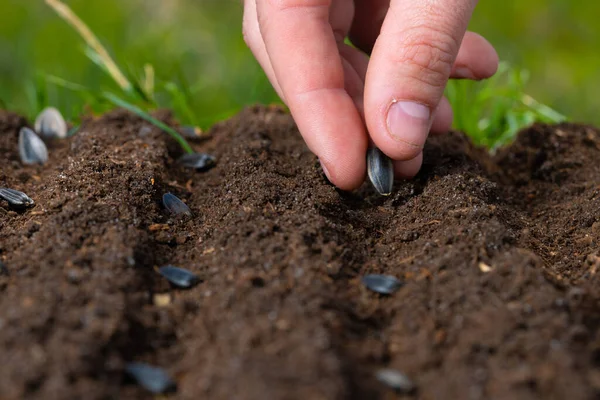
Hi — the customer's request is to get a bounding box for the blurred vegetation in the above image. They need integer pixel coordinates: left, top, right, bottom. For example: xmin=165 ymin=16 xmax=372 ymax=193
xmin=0 ymin=0 xmax=598 ymax=141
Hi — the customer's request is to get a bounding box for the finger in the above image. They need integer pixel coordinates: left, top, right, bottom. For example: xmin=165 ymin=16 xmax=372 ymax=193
xmin=242 ymin=0 xmax=284 ymax=99
xmin=450 ymin=31 xmax=499 ymax=80
xmin=349 ymin=0 xmax=389 ymax=54
xmin=430 ymin=96 xmax=452 ymax=135
xmin=256 ymin=0 xmax=367 ymax=190
xmin=339 ymin=43 xmax=369 ymax=118
xmin=364 ymin=0 xmax=477 ymax=161
xmin=394 ymin=151 xmax=423 ymax=179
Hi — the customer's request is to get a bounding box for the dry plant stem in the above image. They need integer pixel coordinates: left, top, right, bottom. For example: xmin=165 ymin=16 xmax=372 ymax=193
xmin=45 ymin=0 xmax=132 ymax=92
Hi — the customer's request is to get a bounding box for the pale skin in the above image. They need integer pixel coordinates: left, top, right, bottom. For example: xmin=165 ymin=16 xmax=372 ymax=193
xmin=242 ymin=0 xmax=499 ymax=190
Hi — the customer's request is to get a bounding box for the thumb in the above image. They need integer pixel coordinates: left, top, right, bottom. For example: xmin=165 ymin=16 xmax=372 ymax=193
xmin=364 ymin=0 xmax=476 ymax=160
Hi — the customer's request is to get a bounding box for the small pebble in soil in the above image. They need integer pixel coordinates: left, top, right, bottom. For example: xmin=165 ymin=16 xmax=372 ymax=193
xmin=178 ymin=152 xmax=216 ymax=171
xmin=158 ymin=265 xmax=200 ymax=288
xmin=34 ymin=107 xmax=67 ymax=139
xmin=125 ymin=363 xmax=176 ymax=394
xmin=375 ymin=368 xmax=416 ymax=393
xmin=367 ymin=147 xmax=394 ymax=196
xmin=0 ymin=187 xmax=35 ymax=208
xmin=18 ymin=127 xmax=48 ymax=165
xmin=362 ymin=274 xmax=403 ymax=295
xmin=162 ymin=193 xmax=192 ymax=216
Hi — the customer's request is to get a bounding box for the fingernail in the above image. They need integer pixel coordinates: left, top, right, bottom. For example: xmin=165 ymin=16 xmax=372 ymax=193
xmin=319 ymin=159 xmax=332 ymax=182
xmin=386 ymin=101 xmax=431 ymax=147
xmin=454 ymin=67 xmax=476 ymax=80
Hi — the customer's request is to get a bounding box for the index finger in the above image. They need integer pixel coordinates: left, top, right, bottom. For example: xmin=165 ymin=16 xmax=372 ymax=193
xmin=256 ymin=0 xmax=367 ymax=190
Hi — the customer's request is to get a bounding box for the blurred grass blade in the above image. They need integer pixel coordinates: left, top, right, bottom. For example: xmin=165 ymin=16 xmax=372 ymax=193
xmin=45 ymin=0 xmax=132 ymax=92
xmin=521 ymin=94 xmax=567 ymax=122
xmin=43 ymin=74 xmax=90 ymax=93
xmin=164 ymin=82 xmax=197 ymax=126
xmin=143 ymin=64 xmax=155 ymax=100
xmin=103 ymin=92 xmax=193 ymax=154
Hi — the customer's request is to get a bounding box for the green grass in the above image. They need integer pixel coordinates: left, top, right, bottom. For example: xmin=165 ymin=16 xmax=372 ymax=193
xmin=445 ymin=62 xmax=567 ymax=150
xmin=1 ymin=0 xmax=598 ymax=151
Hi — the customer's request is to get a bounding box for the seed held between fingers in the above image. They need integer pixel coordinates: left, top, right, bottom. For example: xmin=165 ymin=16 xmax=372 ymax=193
xmin=367 ymin=147 xmax=394 ymax=195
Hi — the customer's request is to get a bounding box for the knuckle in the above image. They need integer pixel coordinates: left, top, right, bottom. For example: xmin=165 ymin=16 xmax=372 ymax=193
xmin=393 ymin=26 xmax=458 ymax=89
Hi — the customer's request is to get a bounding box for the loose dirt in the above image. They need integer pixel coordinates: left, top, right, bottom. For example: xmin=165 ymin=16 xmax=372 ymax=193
xmin=1 ymin=106 xmax=600 ymax=399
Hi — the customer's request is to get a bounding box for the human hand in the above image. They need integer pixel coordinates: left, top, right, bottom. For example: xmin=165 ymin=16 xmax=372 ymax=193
xmin=242 ymin=0 xmax=498 ymax=190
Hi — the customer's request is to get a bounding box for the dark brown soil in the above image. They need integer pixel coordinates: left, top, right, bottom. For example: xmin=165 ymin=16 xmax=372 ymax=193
xmin=1 ymin=105 xmax=600 ymax=399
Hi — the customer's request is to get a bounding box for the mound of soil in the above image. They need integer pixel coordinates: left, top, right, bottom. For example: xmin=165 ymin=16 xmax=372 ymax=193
xmin=1 ymin=106 xmax=600 ymax=399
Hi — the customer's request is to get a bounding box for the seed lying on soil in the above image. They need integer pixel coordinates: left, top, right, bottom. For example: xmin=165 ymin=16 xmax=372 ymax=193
xmin=179 ymin=125 xmax=203 ymax=138
xmin=362 ymin=274 xmax=402 ymax=294
xmin=375 ymin=369 xmax=416 ymax=393
xmin=34 ymin=107 xmax=67 ymax=139
xmin=367 ymin=147 xmax=394 ymax=196
xmin=18 ymin=127 xmax=48 ymax=165
xmin=178 ymin=152 xmax=216 ymax=171
xmin=0 ymin=187 xmax=35 ymax=208
xmin=125 ymin=363 xmax=176 ymax=394
xmin=158 ymin=265 xmax=200 ymax=288
xmin=162 ymin=193 xmax=192 ymax=216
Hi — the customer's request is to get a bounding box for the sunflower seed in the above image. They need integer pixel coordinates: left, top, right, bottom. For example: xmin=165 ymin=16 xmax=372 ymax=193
xmin=162 ymin=193 xmax=192 ymax=216
xmin=179 ymin=125 xmax=203 ymax=138
xmin=19 ymin=127 xmax=48 ymax=165
xmin=375 ymin=369 xmax=415 ymax=393
xmin=178 ymin=153 xmax=216 ymax=171
xmin=125 ymin=363 xmax=176 ymax=394
xmin=158 ymin=265 xmax=200 ymax=288
xmin=34 ymin=107 xmax=67 ymax=139
xmin=361 ymin=274 xmax=402 ymax=295
xmin=0 ymin=188 xmax=35 ymax=208
xmin=367 ymin=147 xmax=394 ymax=196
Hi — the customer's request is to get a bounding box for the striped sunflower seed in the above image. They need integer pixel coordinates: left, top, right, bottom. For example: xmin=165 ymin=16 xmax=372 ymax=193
xmin=375 ymin=368 xmax=415 ymax=393
xmin=34 ymin=107 xmax=67 ymax=139
xmin=362 ymin=274 xmax=403 ymax=295
xmin=125 ymin=363 xmax=176 ymax=394
xmin=158 ymin=265 xmax=200 ymax=288
xmin=162 ymin=193 xmax=192 ymax=216
xmin=19 ymin=127 xmax=48 ymax=165
xmin=367 ymin=147 xmax=394 ymax=196
xmin=178 ymin=152 xmax=216 ymax=171
xmin=0 ymin=187 xmax=35 ymax=208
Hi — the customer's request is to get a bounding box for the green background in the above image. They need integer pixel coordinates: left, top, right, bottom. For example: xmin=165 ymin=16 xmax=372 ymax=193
xmin=1 ymin=0 xmax=598 ymax=127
